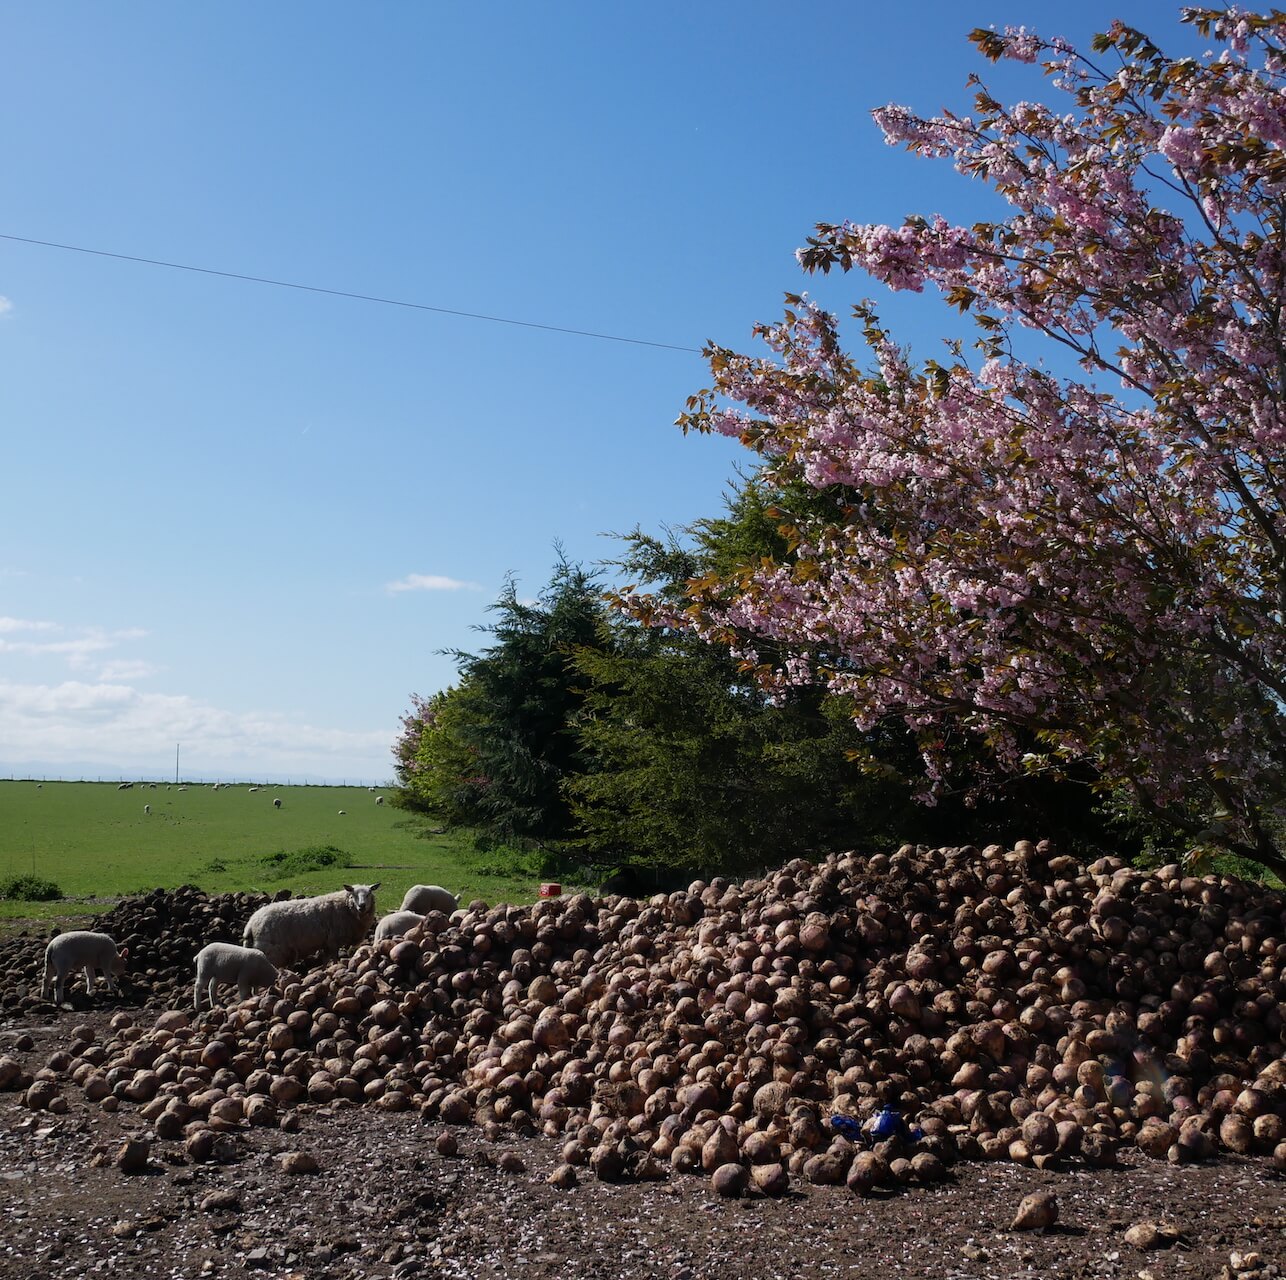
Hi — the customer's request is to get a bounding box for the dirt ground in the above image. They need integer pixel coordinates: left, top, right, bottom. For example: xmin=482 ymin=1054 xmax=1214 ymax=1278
xmin=1 ymin=1013 xmax=1282 ymax=1280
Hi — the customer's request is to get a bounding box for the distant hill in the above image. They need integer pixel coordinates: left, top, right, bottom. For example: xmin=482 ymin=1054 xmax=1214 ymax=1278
xmin=0 ymin=759 xmax=390 ymax=788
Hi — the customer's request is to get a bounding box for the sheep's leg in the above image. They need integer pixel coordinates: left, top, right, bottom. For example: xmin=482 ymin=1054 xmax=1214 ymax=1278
xmin=193 ymin=974 xmax=203 ymax=1010
xmin=54 ymin=965 xmax=67 ymax=1005
xmin=40 ymin=959 xmax=53 ymax=1000
xmin=83 ymin=964 xmax=96 ymax=997
xmin=238 ymin=979 xmax=252 ymax=1002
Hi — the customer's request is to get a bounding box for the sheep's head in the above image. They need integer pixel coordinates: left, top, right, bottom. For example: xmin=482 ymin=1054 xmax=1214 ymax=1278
xmin=111 ymin=947 xmax=129 ymax=975
xmin=344 ymin=883 xmax=379 ymax=917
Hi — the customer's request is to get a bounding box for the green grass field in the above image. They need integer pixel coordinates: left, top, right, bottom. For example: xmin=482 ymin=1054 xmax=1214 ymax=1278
xmin=0 ymin=779 xmax=549 ymax=926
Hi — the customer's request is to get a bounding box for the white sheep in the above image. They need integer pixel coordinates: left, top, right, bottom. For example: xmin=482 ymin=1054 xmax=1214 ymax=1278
xmin=375 ymin=795 xmax=384 ymax=806
xmin=241 ymin=883 xmax=380 ymax=968
xmin=399 ymin=884 xmax=460 ymax=915
xmin=193 ymin=942 xmax=278 ymax=1010
xmin=144 ymin=804 xmax=151 ymax=815
xmin=337 ymin=809 xmax=346 ymax=815
xmin=40 ymin=931 xmax=129 ymax=1005
xmin=374 ymin=909 xmax=425 ymax=942
xmin=272 ymin=797 xmax=282 ymax=808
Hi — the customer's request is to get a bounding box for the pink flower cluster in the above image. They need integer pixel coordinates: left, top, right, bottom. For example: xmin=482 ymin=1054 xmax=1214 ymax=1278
xmin=640 ymin=9 xmax=1286 ymax=870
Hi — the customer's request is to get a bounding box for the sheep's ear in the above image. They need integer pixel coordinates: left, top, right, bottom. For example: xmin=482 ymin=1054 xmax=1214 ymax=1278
xmin=343 ymin=885 xmax=354 ymax=894
xmin=120 ymin=947 xmax=129 ymax=959
xmin=370 ymin=882 xmax=381 ymax=892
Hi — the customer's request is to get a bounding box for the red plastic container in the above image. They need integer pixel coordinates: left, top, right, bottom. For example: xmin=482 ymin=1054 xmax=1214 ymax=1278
xmin=538 ymin=882 xmax=562 ymax=898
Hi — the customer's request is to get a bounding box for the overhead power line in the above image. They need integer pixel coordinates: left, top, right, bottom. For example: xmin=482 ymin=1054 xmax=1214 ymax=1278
xmin=0 ymin=231 xmax=702 ymax=354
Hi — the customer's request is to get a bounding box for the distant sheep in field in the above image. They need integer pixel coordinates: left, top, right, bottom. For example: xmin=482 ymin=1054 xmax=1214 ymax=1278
xmin=375 ymin=795 xmax=384 ymax=806
xmin=241 ymin=883 xmax=380 ymax=968
xmin=193 ymin=942 xmax=278 ymax=1009
xmin=337 ymin=809 xmax=346 ymax=816
xmin=41 ymin=931 xmax=129 ymax=1004
xmin=273 ymin=797 xmax=282 ymax=809
xmin=374 ymin=909 xmax=424 ymax=942
xmin=144 ymin=804 xmax=151 ymax=815
xmin=400 ymin=884 xmax=459 ymax=916
xmin=117 ymin=782 xmax=132 ymax=791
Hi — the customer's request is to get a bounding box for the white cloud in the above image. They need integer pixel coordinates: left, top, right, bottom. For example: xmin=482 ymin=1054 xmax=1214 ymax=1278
xmin=386 ymin=573 xmax=483 ymax=594
xmin=0 ymin=678 xmax=393 ymax=777
xmin=0 ymin=624 xmax=148 ymax=668
xmin=0 ymin=613 xmax=391 ymax=780
xmin=0 ymin=296 xmax=12 ymax=316
xmin=97 ymin=659 xmax=157 ymax=681
xmin=0 ymin=616 xmax=57 ymax=634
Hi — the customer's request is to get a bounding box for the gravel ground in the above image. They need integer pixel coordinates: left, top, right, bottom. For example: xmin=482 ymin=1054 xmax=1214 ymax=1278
xmin=2 ymin=1014 xmax=1282 ymax=1280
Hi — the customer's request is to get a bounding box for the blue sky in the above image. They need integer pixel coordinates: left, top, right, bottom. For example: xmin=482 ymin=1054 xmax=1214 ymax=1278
xmin=0 ymin=1 xmax=1194 ymax=783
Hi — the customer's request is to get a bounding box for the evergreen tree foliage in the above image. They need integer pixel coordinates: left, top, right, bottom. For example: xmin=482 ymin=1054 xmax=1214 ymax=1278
xmin=396 ymin=558 xmax=605 ymax=846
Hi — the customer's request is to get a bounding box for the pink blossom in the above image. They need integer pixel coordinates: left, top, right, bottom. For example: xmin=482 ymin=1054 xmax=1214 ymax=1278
xmin=631 ymin=9 xmax=1286 ymax=875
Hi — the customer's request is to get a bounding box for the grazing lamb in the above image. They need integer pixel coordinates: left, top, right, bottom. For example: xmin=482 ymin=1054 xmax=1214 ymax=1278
xmin=241 ymin=883 xmax=380 ymax=968
xmin=41 ymin=931 xmax=129 ymax=1005
xmin=399 ymin=884 xmax=460 ymax=916
xmin=272 ymin=797 xmax=282 ymax=808
xmin=374 ymin=909 xmax=424 ymax=942
xmin=144 ymin=804 xmax=151 ymax=815
xmin=375 ymin=795 xmax=384 ymax=806
xmin=193 ymin=942 xmax=278 ymax=1009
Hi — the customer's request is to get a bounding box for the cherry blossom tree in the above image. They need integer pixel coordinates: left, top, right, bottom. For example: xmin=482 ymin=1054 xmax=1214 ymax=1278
xmin=626 ymin=9 xmax=1286 ymax=876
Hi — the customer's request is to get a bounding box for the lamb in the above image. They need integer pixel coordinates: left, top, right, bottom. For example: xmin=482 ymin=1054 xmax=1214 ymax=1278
xmin=143 ymin=804 xmax=151 ymax=815
xmin=375 ymin=795 xmax=384 ymax=806
xmin=40 ymin=931 xmax=129 ymax=1005
xmin=272 ymin=797 xmax=282 ymax=808
xmin=399 ymin=884 xmax=460 ymax=915
xmin=374 ymin=909 xmax=424 ymax=942
xmin=193 ymin=942 xmax=278 ymax=1010
xmin=241 ymin=883 xmax=380 ymax=968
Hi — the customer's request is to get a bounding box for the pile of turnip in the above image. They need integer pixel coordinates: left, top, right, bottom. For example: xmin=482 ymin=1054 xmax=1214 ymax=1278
xmin=20 ymin=841 xmax=1286 ymax=1196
